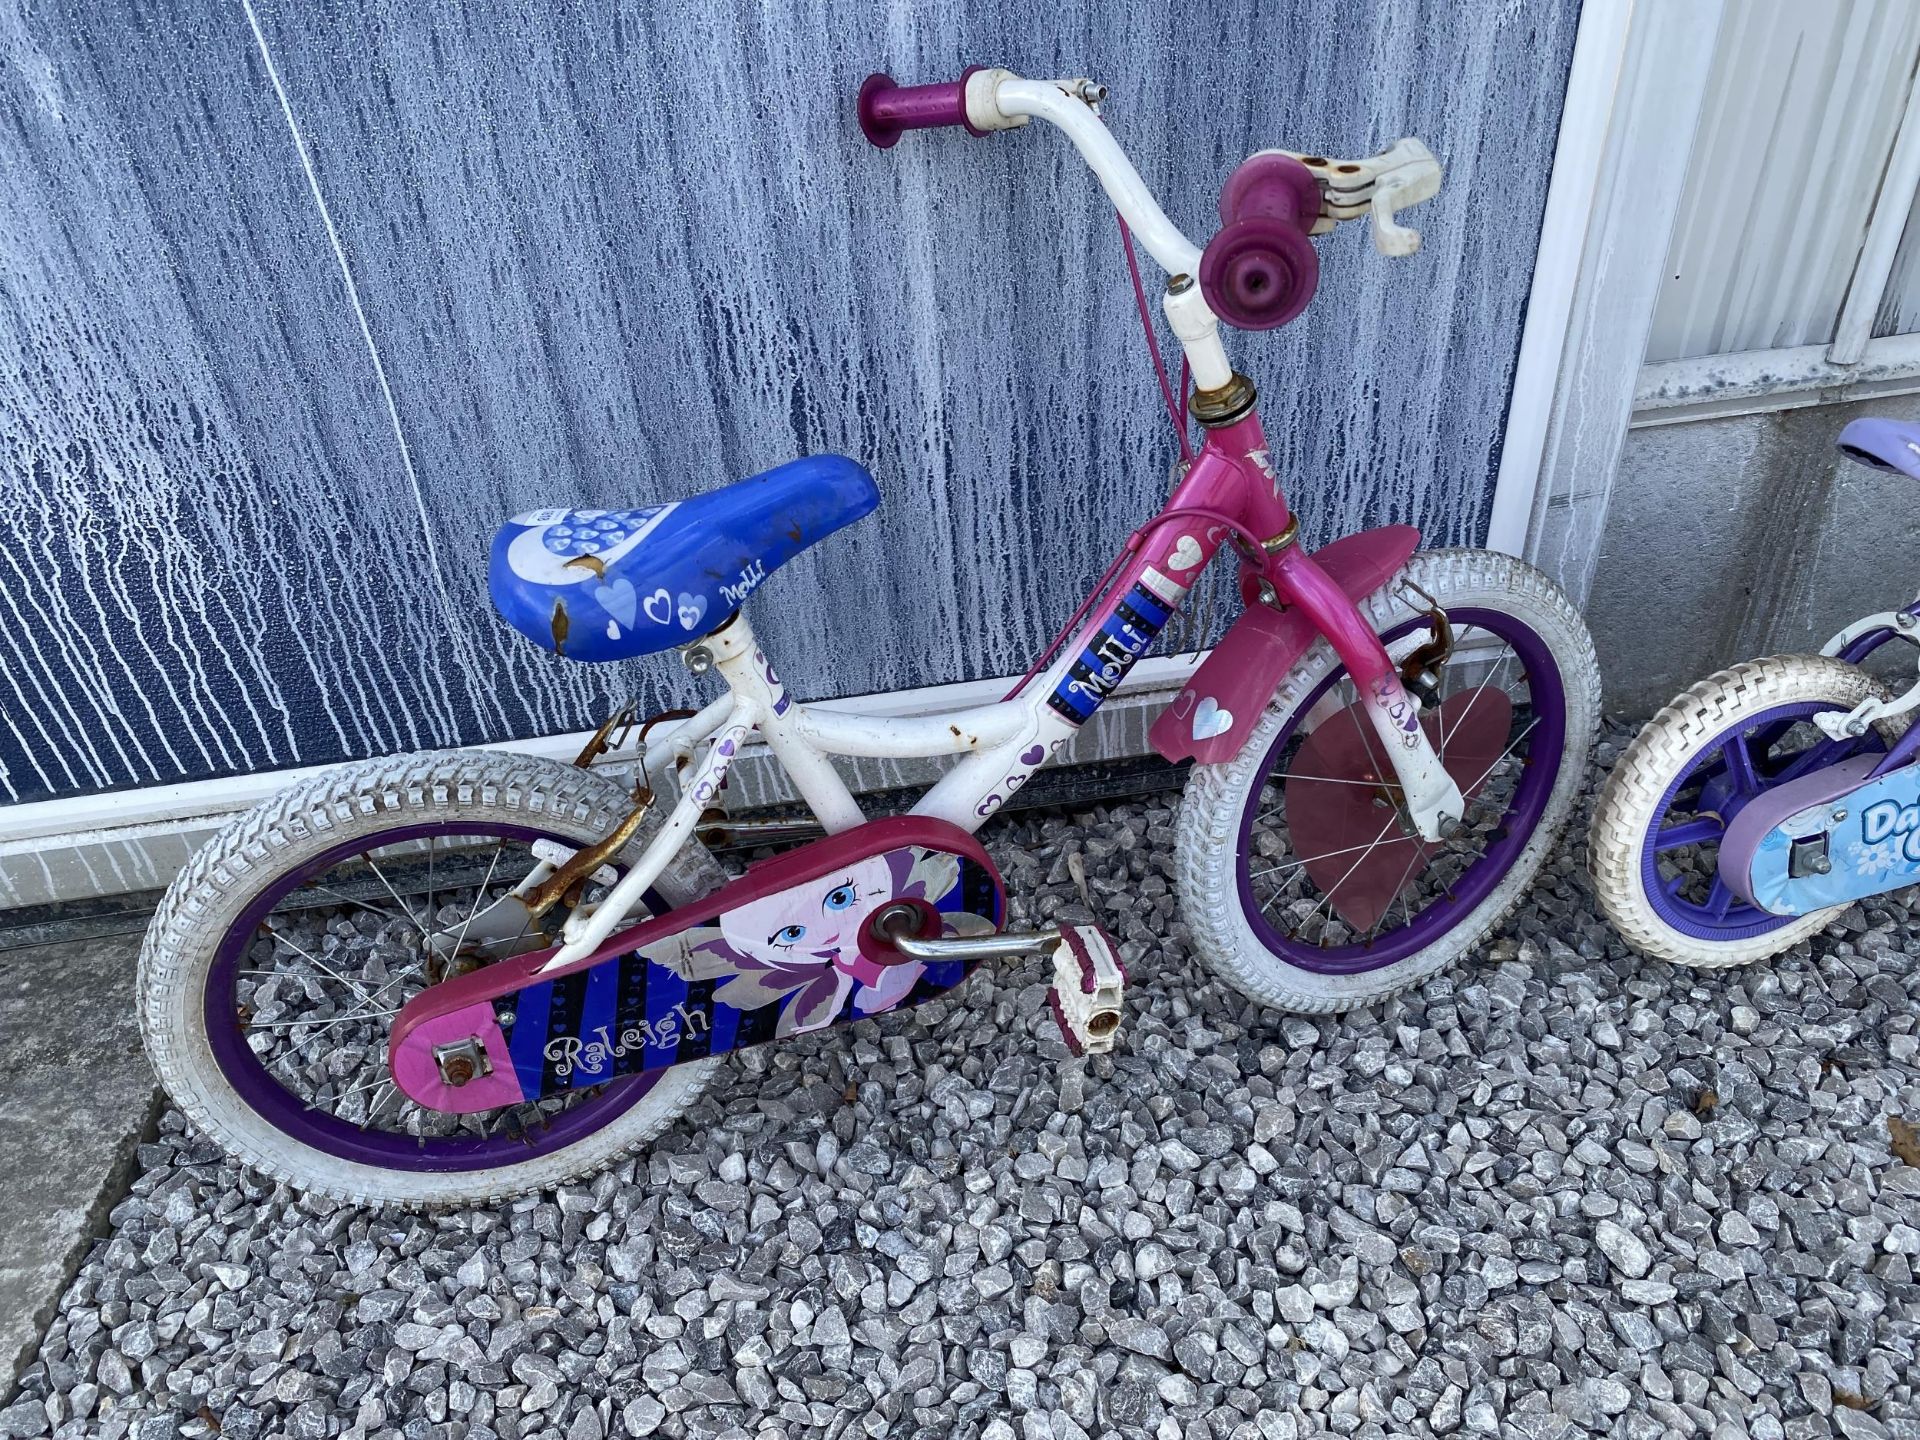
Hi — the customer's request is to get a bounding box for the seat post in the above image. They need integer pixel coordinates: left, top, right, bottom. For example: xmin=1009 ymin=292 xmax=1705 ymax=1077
xmin=692 ymin=609 xmax=866 ymax=834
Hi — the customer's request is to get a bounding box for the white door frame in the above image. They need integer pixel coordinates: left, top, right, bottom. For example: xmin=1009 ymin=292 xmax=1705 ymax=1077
xmin=1485 ymin=0 xmax=1725 ymax=607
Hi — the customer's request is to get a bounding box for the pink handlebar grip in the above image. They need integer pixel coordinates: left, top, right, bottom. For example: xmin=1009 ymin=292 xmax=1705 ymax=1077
xmin=858 ymin=68 xmax=987 ymax=149
xmin=1199 ymin=153 xmax=1323 ymax=331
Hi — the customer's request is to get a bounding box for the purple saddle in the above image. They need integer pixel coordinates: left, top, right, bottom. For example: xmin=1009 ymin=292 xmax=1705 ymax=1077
xmin=1837 ymin=417 xmax=1920 ymax=480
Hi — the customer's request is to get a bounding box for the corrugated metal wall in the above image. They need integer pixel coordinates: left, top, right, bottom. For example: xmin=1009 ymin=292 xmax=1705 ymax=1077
xmin=1876 ymin=167 xmax=1920 ymax=338
xmin=1646 ymin=0 xmax=1920 ymax=363
xmin=0 ymin=0 xmax=1579 ymax=812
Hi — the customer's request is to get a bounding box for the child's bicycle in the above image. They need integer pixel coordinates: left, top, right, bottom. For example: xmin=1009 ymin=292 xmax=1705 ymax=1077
xmin=140 ymin=66 xmax=1600 ymax=1205
xmin=1591 ymin=418 xmax=1920 ymax=968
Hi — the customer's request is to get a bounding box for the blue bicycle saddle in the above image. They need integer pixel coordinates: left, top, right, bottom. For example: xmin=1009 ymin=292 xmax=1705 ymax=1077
xmin=489 ymin=454 xmax=879 ymax=662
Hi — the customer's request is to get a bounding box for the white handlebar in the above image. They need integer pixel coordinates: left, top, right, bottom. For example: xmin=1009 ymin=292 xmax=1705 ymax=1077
xmin=964 ymin=69 xmax=1443 ymax=268
xmin=968 ymin=71 xmax=1205 ymax=277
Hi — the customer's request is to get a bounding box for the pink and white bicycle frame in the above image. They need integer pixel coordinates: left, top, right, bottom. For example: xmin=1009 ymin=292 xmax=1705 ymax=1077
xmin=537 ymin=72 xmax=1463 ymax=971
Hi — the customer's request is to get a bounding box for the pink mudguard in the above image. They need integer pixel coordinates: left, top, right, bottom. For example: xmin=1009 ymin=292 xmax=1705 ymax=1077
xmin=1150 ymin=525 xmax=1421 ymax=765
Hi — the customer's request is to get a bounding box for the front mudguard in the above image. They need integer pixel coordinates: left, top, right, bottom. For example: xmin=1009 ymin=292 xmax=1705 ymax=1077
xmin=1150 ymin=525 xmax=1422 ymax=765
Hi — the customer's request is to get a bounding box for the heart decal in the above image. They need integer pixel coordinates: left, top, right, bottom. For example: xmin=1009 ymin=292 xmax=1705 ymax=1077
xmin=677 ymin=591 xmax=708 ymax=631
xmin=605 ymin=620 xmax=621 ymax=640
xmin=1191 ymin=697 xmax=1234 ymax=741
xmin=1021 ymin=744 xmax=1045 ymax=766
xmin=642 ymin=587 xmax=673 ymax=627
xmin=1167 ymin=535 xmax=1203 ymax=571
xmin=594 ymin=578 xmax=638 ymax=628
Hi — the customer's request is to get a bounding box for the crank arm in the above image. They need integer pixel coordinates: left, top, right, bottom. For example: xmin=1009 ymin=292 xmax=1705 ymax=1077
xmin=873 ymin=908 xmax=1128 ymax=1054
xmin=877 ymin=909 xmax=1060 ymax=960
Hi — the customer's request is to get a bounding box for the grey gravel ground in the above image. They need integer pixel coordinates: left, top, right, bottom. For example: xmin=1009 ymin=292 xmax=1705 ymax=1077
xmin=7 ymin=731 xmax=1920 ymax=1440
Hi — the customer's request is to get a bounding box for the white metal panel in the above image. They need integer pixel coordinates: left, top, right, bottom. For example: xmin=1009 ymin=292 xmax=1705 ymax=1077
xmin=1871 ymin=182 xmax=1920 ymax=336
xmin=1645 ymin=0 xmax=1920 ymax=363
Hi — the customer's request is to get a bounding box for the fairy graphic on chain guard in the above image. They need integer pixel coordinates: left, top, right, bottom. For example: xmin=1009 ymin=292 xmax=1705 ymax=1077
xmin=388 ymin=817 xmax=1004 ymax=1115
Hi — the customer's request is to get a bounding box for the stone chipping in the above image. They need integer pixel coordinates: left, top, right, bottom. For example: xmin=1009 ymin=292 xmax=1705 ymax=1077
xmin=5 ymin=729 xmax=1920 ymax=1440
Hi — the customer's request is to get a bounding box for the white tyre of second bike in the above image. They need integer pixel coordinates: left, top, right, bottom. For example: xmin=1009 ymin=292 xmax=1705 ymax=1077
xmin=139 ymin=749 xmax=728 ymax=1208
xmin=1588 ymin=654 xmax=1892 ymax=969
xmin=1177 ymin=548 xmax=1602 ymax=1014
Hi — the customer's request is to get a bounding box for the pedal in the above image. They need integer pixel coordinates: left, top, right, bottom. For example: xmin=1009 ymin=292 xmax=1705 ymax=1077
xmin=1048 ymin=925 xmax=1126 ymax=1055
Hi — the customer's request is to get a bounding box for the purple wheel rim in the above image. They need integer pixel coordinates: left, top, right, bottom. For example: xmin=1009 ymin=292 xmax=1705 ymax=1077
xmin=1233 ymin=607 xmax=1569 ymax=975
xmin=205 ymin=821 xmax=667 ymax=1172
xmin=1639 ymin=701 xmax=1876 ymax=942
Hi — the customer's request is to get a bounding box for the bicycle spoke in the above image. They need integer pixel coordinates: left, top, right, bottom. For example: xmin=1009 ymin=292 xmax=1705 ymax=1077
xmin=424 ymin=837 xmax=437 ymax=936
xmin=1304 ymin=817 xmax=1413 ymax=930
xmin=1440 ymin=647 xmax=1515 ymax=753
xmin=1457 ymin=716 xmax=1542 ymax=798
xmin=1345 ymin=683 xmax=1374 ymax=755
xmin=1720 ymin=735 xmax=1761 ymax=796
xmin=1367 ymin=841 xmax=1431 ymax=941
xmin=448 ymin=843 xmax=506 ymax=959
xmin=1270 ymin=773 xmax=1393 ymax=792
xmin=1256 ymin=780 xmax=1387 ymax=828
xmin=365 ymin=856 xmax=427 ymax=933
xmin=246 ymin=1004 xmax=401 ymax=1033
xmin=1653 ymin=817 xmax=1723 ymax=852
xmin=308 ymin=886 xmax=412 ymax=927
xmin=366 ymin=1080 xmax=399 ymax=1122
xmin=261 ymin=924 xmax=381 ymax=1010
xmin=331 ymin=1071 xmax=392 ymax=1113
xmin=1249 ymin=829 xmax=1414 ymax=882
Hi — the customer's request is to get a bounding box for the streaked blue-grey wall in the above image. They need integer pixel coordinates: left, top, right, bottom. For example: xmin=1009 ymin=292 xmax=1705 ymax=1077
xmin=0 ymin=1 xmax=1578 ymax=806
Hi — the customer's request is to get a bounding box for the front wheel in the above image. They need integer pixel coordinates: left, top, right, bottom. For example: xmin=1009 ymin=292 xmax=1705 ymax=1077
xmin=1177 ymin=548 xmax=1600 ymax=1013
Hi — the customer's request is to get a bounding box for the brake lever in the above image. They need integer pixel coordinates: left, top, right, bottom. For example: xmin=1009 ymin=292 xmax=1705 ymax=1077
xmin=1248 ymin=138 xmax=1441 ymax=257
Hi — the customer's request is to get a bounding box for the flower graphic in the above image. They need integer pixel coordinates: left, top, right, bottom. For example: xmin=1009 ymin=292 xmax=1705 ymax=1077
xmin=1848 ymin=839 xmax=1901 ymax=879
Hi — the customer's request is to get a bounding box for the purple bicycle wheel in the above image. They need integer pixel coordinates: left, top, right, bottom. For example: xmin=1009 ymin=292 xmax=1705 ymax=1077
xmin=204 ymin=821 xmax=665 ymax=1173
xmin=1638 ymin=702 xmax=1880 ymax=943
xmin=1233 ymin=607 xmax=1569 ymax=975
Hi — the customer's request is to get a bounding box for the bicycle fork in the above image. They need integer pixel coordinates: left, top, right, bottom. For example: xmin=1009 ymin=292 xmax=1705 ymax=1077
xmin=1261 ymin=542 xmax=1466 ymax=841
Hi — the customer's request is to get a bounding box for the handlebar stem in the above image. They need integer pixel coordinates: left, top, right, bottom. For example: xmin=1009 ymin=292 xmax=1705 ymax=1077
xmin=1162 ymin=280 xmax=1233 ymax=391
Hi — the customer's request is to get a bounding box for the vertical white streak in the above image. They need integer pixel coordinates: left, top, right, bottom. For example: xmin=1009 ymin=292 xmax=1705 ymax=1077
xmin=237 ymin=0 xmax=454 ymax=617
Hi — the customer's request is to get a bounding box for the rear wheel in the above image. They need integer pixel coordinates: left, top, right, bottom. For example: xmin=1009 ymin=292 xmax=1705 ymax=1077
xmin=139 ymin=750 xmax=726 ymax=1207
xmin=1588 ymin=655 xmax=1891 ymax=968
xmin=1178 ymin=549 xmax=1600 ymax=1013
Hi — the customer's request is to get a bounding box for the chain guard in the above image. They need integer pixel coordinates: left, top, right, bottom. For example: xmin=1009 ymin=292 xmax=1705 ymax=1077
xmin=389 ymin=816 xmax=1004 ymax=1114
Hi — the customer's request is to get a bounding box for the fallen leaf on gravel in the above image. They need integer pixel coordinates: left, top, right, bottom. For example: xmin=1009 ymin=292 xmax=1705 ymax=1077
xmin=1890 ymin=1116 xmax=1920 ymax=1167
